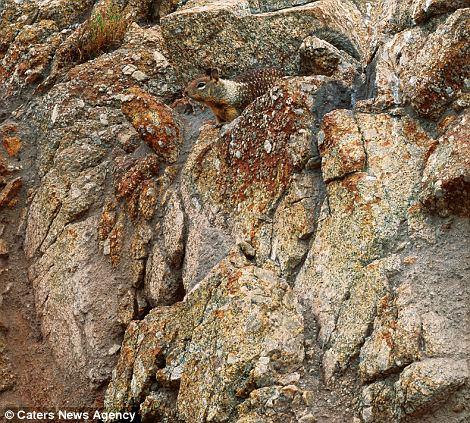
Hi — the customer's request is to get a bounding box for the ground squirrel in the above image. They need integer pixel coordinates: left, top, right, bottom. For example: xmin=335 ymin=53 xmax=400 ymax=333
xmin=184 ymin=67 xmax=284 ymax=123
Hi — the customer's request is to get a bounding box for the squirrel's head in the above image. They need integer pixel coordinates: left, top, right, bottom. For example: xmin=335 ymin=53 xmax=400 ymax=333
xmin=184 ymin=68 xmax=222 ymax=102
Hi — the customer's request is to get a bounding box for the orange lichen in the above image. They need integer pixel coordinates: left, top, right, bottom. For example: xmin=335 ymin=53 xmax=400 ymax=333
xmin=121 ymin=87 xmax=182 ymax=163
xmin=2 ymin=136 xmax=22 ymax=157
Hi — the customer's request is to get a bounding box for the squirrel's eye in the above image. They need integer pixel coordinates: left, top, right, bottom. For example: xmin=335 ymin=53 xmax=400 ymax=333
xmin=197 ymin=82 xmax=206 ymax=89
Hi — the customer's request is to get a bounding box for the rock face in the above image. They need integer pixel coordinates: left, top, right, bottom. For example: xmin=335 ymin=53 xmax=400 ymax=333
xmin=105 ymin=251 xmax=305 ymax=422
xmin=0 ymin=0 xmax=469 ymax=421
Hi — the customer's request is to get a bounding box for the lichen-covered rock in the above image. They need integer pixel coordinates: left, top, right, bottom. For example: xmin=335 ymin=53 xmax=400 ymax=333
xmin=299 ymin=35 xmax=362 ymax=86
xmin=0 ymin=0 xmax=179 ymax=97
xmin=367 ymin=0 xmax=469 ymax=35
xmin=0 ymin=238 xmax=9 ymax=258
xmin=236 ymin=385 xmax=306 ymax=422
xmin=144 ymin=191 xmax=185 ymax=306
xmin=105 ymin=252 xmax=304 ymax=422
xmin=145 ymin=244 xmax=180 ymax=305
xmin=248 ymin=0 xmax=313 ymax=13
xmin=161 ymin=0 xmax=366 ymax=81
xmin=362 ymin=358 xmax=469 ymax=422
xmin=0 ymin=0 xmax=40 ymax=56
xmin=1 ymin=122 xmax=23 ymax=157
xmin=358 ymin=290 xmax=422 ymax=383
xmin=396 ymin=358 xmax=468 ymax=417
xmin=0 ymin=0 xmax=68 ymax=89
xmin=12 ymin=11 xmax=182 ymax=392
xmin=1 ymin=0 xmax=469 ymax=420
xmin=318 ymin=109 xmax=366 ymax=181
xmin=59 ymin=23 xmax=179 ymax=103
xmin=421 ymin=111 xmax=470 ymax=217
xmin=114 ymin=155 xmax=160 ymax=203
xmin=412 ymin=0 xmax=470 ymax=23
xmin=0 ymin=176 xmax=22 ymax=208
xmin=121 ymin=87 xmax=183 ymax=163
xmin=371 ymin=8 xmax=469 ymax=118
xmin=182 ymin=76 xmax=340 ymax=285
xmin=295 ymin=111 xmax=436 ymax=380
xmin=25 ymin=164 xmax=106 ymax=258
xmin=28 ymin=216 xmax=127 ymax=386
xmin=177 ymin=264 xmax=304 ymax=422
xmin=1 ymin=16 xmax=64 ymax=92
xmin=401 ymin=9 xmax=469 ymax=120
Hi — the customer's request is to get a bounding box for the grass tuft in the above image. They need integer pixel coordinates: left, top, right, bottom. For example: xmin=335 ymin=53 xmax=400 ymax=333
xmin=73 ymin=1 xmax=129 ymax=62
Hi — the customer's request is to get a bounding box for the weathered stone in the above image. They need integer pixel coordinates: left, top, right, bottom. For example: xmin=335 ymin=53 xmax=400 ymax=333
xmin=372 ymin=9 xmax=470 ymax=118
xmin=298 ymin=414 xmax=317 ymax=423
xmin=138 ymin=179 xmax=159 ymax=220
xmin=0 ymin=17 xmax=62 ymax=92
xmin=121 ymin=87 xmax=183 ymax=163
xmin=402 ymin=10 xmax=469 ymax=120
xmin=28 ymin=216 xmax=129 ymax=386
xmin=367 ymin=0 xmax=469 ymax=35
xmin=182 ymin=76 xmax=337 ymax=284
xmin=116 ymin=127 xmax=141 ymax=153
xmin=144 ymin=190 xmax=185 ymax=306
xmin=359 ymin=291 xmax=421 ymax=382
xmin=319 ymin=109 xmax=366 ymax=182
xmin=177 ymin=264 xmax=304 ymax=421
xmin=396 ymin=358 xmax=468 ymax=417
xmin=145 ymin=245 xmax=180 ymax=306
xmin=11 ymin=19 xmax=181 ymax=393
xmin=161 ymin=191 xmax=185 ymax=268
xmin=161 ymin=0 xmax=366 ymax=82
xmin=0 ymin=238 xmax=9 ymax=258
xmin=295 ymin=111 xmax=436 ymax=380
xmin=270 ymin=171 xmax=323 ymax=279
xmin=114 ymin=155 xmax=160 ymax=220
xmin=45 ymin=23 xmax=178 ymax=104
xmin=37 ymin=0 xmax=95 ymax=29
xmin=1 ymin=0 xmax=469 ymax=420
xmin=0 ymin=332 xmax=15 ymax=393
xmin=361 ymin=380 xmax=400 ymax=423
xmin=24 ymin=163 xmax=104 ymax=258
xmin=105 ymin=252 xmax=304 ymax=422
xmin=421 ymin=111 xmax=470 ymax=217
xmin=362 ymin=358 xmax=469 ymax=421
xmin=412 ymin=0 xmax=470 ymax=23
xmin=236 ymin=385 xmax=305 ymax=422
xmin=299 ymin=35 xmax=361 ymax=83
xmin=248 ymin=0 xmax=312 ymax=13
xmin=0 ymin=176 xmax=22 ymax=208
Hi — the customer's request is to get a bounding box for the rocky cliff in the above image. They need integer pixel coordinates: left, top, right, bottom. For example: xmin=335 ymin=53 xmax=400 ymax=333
xmin=0 ymin=0 xmax=469 ymax=422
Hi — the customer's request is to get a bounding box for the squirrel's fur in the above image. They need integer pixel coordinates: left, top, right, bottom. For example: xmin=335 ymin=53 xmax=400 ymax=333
xmin=184 ymin=67 xmax=284 ymax=123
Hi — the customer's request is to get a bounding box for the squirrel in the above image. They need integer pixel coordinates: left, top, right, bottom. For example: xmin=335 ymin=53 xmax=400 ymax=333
xmin=310 ymin=28 xmax=361 ymax=61
xmin=184 ymin=67 xmax=284 ymax=123
xmin=183 ymin=30 xmax=358 ymax=123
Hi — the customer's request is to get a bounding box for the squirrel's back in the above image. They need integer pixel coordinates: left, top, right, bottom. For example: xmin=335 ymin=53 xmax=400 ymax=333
xmin=234 ymin=67 xmax=285 ymax=107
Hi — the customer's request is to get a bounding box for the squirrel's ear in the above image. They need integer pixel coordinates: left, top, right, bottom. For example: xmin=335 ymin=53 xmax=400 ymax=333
xmin=210 ymin=68 xmax=219 ymax=81
xmin=205 ymin=68 xmax=212 ymax=76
